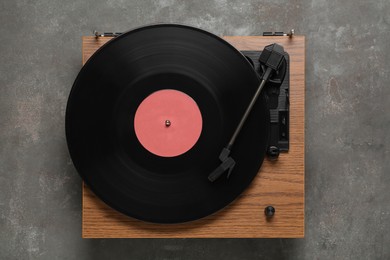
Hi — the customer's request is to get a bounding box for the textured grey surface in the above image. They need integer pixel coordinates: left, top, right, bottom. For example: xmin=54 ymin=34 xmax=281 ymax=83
xmin=0 ymin=0 xmax=389 ymax=259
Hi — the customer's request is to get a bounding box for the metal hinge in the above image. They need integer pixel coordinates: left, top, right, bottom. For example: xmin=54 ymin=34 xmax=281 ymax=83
xmin=263 ymin=29 xmax=294 ymax=37
xmin=93 ymin=30 xmax=122 ymax=38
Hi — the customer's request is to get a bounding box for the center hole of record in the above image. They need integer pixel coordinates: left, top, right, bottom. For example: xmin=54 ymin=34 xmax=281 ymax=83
xmin=134 ymin=89 xmax=203 ymax=157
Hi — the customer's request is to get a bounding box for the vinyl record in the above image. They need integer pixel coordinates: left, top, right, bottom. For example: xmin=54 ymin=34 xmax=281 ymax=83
xmin=66 ymin=24 xmax=269 ymax=223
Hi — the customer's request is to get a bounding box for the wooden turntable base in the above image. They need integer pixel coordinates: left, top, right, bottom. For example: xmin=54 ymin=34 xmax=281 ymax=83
xmin=81 ymin=35 xmax=305 ymax=238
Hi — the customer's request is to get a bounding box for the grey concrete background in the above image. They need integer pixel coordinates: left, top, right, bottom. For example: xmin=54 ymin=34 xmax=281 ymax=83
xmin=0 ymin=0 xmax=389 ymax=259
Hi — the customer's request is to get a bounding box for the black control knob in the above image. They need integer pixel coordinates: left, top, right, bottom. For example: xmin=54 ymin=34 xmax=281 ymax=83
xmin=267 ymin=146 xmax=280 ymax=160
xmin=264 ymin=206 xmax=275 ymax=217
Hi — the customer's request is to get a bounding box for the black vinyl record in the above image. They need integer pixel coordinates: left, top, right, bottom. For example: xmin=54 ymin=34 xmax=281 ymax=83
xmin=66 ymin=24 xmax=269 ymax=223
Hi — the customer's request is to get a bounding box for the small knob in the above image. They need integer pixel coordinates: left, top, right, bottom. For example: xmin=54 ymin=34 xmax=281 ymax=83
xmin=264 ymin=206 xmax=275 ymax=217
xmin=267 ymin=146 xmax=280 ymax=160
xmin=165 ymin=120 xmax=171 ymax=127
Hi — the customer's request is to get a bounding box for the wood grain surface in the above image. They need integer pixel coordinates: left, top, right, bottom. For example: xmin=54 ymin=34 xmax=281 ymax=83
xmin=81 ymin=35 xmax=305 ymax=238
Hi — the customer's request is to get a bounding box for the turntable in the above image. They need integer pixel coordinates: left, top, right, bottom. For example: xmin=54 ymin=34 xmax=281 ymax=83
xmin=66 ymin=24 xmax=305 ymax=238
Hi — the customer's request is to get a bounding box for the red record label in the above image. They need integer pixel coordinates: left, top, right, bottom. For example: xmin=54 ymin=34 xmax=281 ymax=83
xmin=134 ymin=89 xmax=203 ymax=157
